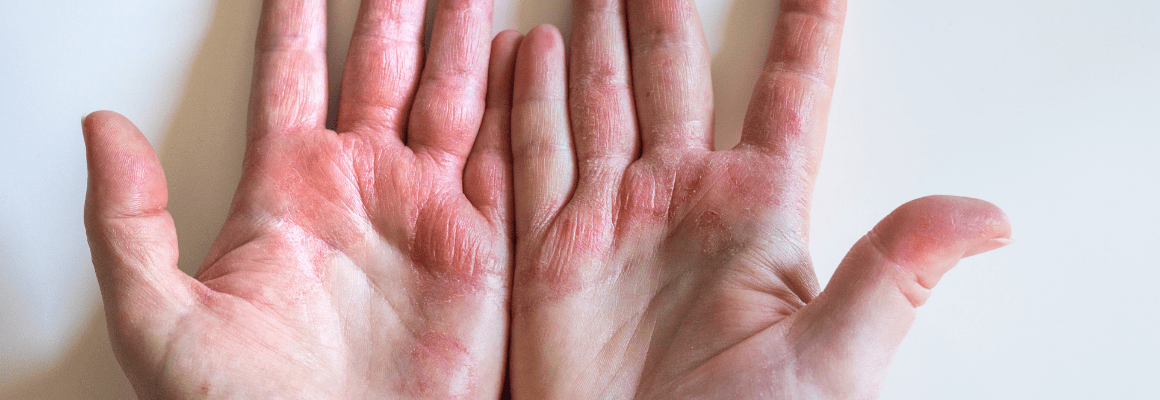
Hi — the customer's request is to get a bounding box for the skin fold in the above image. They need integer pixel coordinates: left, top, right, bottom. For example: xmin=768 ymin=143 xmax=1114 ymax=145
xmin=506 ymin=0 xmax=1010 ymax=399
xmin=84 ymin=0 xmax=1011 ymax=398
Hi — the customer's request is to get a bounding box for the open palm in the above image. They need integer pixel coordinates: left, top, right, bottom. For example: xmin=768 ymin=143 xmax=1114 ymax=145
xmin=507 ymin=0 xmax=1011 ymax=398
xmin=83 ymin=0 xmax=520 ymax=398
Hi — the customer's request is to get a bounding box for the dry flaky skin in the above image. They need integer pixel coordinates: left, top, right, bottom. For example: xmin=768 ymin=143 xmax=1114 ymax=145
xmin=508 ymin=0 xmax=1011 ymax=399
xmin=85 ymin=0 xmax=1013 ymax=397
xmin=83 ymin=0 xmax=523 ymax=398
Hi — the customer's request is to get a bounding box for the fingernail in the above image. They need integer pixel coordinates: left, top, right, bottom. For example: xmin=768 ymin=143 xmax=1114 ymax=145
xmin=963 ymin=238 xmax=1014 ymax=258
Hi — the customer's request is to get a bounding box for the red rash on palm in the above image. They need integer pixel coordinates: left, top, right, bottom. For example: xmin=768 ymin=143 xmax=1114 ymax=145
xmin=82 ymin=0 xmax=1014 ymax=398
xmin=407 ymin=331 xmax=476 ymax=397
xmin=507 ymin=1 xmax=1011 ymax=399
xmin=83 ymin=0 xmax=523 ymax=397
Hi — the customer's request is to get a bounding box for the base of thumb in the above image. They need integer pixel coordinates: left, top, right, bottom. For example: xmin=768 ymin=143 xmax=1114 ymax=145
xmin=787 ymin=195 xmax=1011 ymax=397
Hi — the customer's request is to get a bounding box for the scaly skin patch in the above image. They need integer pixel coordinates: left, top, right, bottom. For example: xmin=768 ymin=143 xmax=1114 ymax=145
xmin=140 ymin=129 xmax=509 ymax=398
xmin=85 ymin=1 xmax=521 ymax=397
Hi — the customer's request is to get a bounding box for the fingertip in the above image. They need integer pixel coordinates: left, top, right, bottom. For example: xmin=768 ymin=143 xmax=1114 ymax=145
xmin=490 ymin=29 xmax=523 ymax=76
xmin=871 ymin=195 xmax=1012 ymax=274
xmin=514 ymin=26 xmax=568 ymax=109
xmin=83 ymin=110 xmax=110 ymax=126
xmin=530 ymin=23 xmax=561 ymax=37
xmin=487 ymin=30 xmax=523 ymax=103
xmin=494 ymin=29 xmax=524 ymax=46
xmin=82 ymin=110 xmax=167 ymax=220
xmin=517 ymin=26 xmax=563 ymax=84
xmin=82 ymin=112 xmax=188 ymax=336
xmin=491 ymin=30 xmax=524 ymax=62
xmin=82 ymin=110 xmax=151 ymax=155
xmin=85 ymin=109 xmax=130 ymax=122
xmin=963 ymin=237 xmax=1014 ymax=258
xmin=83 ymin=111 xmax=149 ymax=154
xmin=524 ymin=24 xmax=564 ymax=52
xmin=914 ymin=194 xmax=1012 ymax=241
xmin=83 ymin=110 xmax=122 ymax=139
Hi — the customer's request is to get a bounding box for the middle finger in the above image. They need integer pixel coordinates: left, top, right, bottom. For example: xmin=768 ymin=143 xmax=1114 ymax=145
xmin=336 ymin=0 xmax=427 ymax=139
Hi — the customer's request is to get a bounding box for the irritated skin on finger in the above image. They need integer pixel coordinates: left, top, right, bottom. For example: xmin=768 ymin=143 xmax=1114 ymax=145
xmin=87 ymin=0 xmax=518 ymax=397
xmin=512 ymin=156 xmax=1012 ymax=400
xmin=511 ymin=146 xmax=825 ymax=397
xmin=108 ymin=127 xmax=511 ymax=398
xmin=507 ymin=1 xmax=1013 ymax=399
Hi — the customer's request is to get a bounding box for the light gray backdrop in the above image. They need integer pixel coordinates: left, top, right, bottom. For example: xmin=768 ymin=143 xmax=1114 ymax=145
xmin=1 ymin=0 xmax=1157 ymax=398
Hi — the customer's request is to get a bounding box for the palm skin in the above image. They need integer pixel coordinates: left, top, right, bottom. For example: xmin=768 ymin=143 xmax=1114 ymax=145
xmin=84 ymin=0 xmax=522 ymax=398
xmin=508 ymin=0 xmax=1011 ymax=399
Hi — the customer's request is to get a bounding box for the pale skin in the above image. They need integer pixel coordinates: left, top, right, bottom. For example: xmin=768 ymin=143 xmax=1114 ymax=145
xmin=84 ymin=0 xmax=1011 ymax=400
xmin=508 ymin=0 xmax=1010 ymax=398
xmin=85 ymin=0 xmax=520 ymax=397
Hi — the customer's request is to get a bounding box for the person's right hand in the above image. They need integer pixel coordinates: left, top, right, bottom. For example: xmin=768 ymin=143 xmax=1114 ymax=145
xmin=507 ymin=0 xmax=1012 ymax=398
xmin=84 ymin=0 xmax=519 ymax=397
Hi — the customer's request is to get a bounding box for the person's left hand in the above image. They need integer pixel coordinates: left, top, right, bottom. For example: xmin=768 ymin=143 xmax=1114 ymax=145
xmin=84 ymin=0 xmax=519 ymax=397
xmin=505 ymin=0 xmax=1012 ymax=398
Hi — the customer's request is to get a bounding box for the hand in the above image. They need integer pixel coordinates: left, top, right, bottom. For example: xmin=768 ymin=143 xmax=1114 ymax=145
xmin=83 ymin=0 xmax=520 ymax=397
xmin=507 ymin=0 xmax=1011 ymax=398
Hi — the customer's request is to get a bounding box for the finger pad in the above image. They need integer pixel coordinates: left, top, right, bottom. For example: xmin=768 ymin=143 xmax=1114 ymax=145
xmin=84 ymin=111 xmax=168 ymax=218
xmin=870 ymin=195 xmax=1011 ymax=276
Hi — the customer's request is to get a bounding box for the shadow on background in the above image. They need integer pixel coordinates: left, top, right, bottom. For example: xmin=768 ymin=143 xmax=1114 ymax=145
xmin=511 ymin=0 xmax=776 ymax=150
xmin=0 ymin=0 xmax=261 ymax=397
xmin=518 ymin=0 xmax=571 ymax=36
xmin=0 ymin=310 xmax=132 ymax=399
xmin=710 ymin=0 xmax=778 ymax=150
xmin=161 ymin=0 xmax=260 ymax=278
xmin=0 ymin=0 xmax=776 ymax=398
xmin=0 ymin=0 xmax=492 ymax=397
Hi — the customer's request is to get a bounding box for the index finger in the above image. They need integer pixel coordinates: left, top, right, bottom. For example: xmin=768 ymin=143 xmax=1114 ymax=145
xmin=248 ymin=0 xmax=329 ymax=140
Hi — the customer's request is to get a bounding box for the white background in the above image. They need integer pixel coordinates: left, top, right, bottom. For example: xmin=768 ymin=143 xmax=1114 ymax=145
xmin=1 ymin=0 xmax=1157 ymax=398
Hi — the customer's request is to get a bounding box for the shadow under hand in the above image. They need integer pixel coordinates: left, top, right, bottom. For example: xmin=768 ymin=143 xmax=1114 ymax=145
xmin=0 ymin=1 xmax=263 ymax=398
xmin=161 ymin=0 xmax=262 ymax=276
xmin=0 ymin=310 xmax=133 ymax=399
xmin=711 ymin=0 xmax=779 ymax=151
xmin=517 ymin=0 xmax=571 ymax=37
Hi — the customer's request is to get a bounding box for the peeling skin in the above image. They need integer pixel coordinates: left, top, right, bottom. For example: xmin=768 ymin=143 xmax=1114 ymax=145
xmin=406 ymin=331 xmax=477 ymax=398
xmin=83 ymin=0 xmax=1017 ymax=397
xmin=152 ymin=127 xmax=511 ymax=398
xmin=83 ymin=0 xmax=520 ymax=395
xmin=508 ymin=0 xmax=1012 ymax=398
xmin=512 ymin=145 xmax=829 ymax=397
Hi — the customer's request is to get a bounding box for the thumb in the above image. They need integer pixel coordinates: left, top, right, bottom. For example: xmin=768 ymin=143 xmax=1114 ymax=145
xmin=789 ymin=195 xmax=1011 ymax=396
xmin=84 ymin=111 xmax=193 ymax=335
